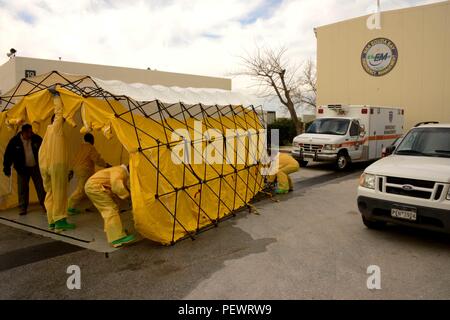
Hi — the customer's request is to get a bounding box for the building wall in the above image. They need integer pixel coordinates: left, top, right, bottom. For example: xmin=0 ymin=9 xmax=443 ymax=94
xmin=316 ymin=1 xmax=450 ymax=129
xmin=0 ymin=59 xmax=16 ymax=97
xmin=0 ymin=56 xmax=231 ymax=95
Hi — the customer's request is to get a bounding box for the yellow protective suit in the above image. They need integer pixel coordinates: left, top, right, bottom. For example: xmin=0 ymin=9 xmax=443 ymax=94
xmin=68 ymin=142 xmax=107 ymax=209
xmin=269 ymin=153 xmax=300 ymax=192
xmin=39 ymin=95 xmax=69 ymax=224
xmin=84 ymin=165 xmax=129 ymax=243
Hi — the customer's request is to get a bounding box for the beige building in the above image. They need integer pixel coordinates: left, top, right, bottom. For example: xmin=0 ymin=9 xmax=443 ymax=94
xmin=316 ymin=1 xmax=450 ymax=129
xmin=0 ymin=56 xmax=231 ymax=97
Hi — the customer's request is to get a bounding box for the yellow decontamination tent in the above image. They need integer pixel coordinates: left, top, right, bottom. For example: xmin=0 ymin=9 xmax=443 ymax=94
xmin=0 ymin=71 xmax=267 ymax=246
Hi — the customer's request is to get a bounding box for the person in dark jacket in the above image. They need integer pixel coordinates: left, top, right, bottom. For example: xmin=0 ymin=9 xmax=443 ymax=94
xmin=3 ymin=124 xmax=46 ymax=215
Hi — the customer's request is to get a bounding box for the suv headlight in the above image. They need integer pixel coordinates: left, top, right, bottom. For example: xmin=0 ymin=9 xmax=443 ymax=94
xmin=359 ymin=173 xmax=376 ymax=189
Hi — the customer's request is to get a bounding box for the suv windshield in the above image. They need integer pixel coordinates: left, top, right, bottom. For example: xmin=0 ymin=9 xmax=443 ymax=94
xmin=306 ymin=118 xmax=350 ymax=136
xmin=395 ymin=127 xmax=450 ymax=158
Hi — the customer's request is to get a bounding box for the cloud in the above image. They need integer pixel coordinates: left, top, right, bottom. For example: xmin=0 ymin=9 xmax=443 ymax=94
xmin=0 ymin=0 xmax=442 ymax=99
xmin=239 ymin=0 xmax=283 ymax=24
xmin=16 ymin=10 xmax=36 ymax=25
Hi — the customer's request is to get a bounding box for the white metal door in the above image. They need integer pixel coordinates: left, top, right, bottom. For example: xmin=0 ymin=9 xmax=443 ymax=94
xmin=348 ymin=120 xmax=364 ymax=160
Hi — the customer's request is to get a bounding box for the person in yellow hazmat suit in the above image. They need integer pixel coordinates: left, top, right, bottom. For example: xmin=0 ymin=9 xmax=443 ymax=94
xmin=39 ymin=88 xmax=75 ymax=231
xmin=67 ymin=133 xmax=110 ymax=215
xmin=84 ymin=164 xmax=136 ymax=248
xmin=268 ymin=152 xmax=300 ymax=194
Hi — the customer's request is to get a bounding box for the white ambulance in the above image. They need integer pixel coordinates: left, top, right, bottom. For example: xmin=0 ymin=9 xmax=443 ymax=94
xmin=292 ymin=105 xmax=404 ymax=170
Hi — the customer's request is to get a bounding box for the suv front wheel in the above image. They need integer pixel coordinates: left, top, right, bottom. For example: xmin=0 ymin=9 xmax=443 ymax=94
xmin=362 ymin=216 xmax=387 ymax=230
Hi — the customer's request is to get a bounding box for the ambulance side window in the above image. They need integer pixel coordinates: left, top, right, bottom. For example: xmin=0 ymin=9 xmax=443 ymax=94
xmin=350 ymin=121 xmax=360 ymax=136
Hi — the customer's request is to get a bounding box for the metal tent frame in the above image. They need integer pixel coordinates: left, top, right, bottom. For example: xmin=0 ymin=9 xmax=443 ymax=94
xmin=0 ymin=71 xmax=269 ymax=245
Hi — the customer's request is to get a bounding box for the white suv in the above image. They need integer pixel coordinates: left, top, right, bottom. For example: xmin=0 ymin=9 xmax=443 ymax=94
xmin=357 ymin=124 xmax=450 ymax=233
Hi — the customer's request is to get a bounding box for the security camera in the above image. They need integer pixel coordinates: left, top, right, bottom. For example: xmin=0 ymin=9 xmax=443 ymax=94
xmin=6 ymin=48 xmax=16 ymax=58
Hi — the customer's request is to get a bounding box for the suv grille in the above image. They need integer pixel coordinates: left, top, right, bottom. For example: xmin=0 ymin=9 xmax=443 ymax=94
xmin=386 ymin=187 xmax=431 ymax=199
xmin=434 ymin=185 xmax=444 ymax=201
xmin=382 ymin=176 xmax=443 ymax=201
xmin=386 ymin=177 xmax=435 ymax=188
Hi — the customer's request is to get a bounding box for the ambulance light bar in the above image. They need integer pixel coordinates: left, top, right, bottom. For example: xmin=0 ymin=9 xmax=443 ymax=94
xmin=326 ymin=105 xmax=346 ymax=115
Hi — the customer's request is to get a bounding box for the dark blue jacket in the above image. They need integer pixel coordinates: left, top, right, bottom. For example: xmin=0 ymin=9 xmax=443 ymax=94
xmin=3 ymin=133 xmax=42 ymax=175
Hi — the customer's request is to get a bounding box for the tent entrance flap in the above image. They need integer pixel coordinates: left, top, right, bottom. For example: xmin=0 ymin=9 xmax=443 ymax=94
xmin=0 ymin=203 xmax=138 ymax=253
xmin=0 ymin=95 xmax=135 ymax=252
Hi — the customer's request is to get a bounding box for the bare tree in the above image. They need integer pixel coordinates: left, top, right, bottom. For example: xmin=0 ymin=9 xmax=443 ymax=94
xmin=295 ymin=59 xmax=317 ymax=109
xmin=235 ymin=46 xmax=304 ymax=134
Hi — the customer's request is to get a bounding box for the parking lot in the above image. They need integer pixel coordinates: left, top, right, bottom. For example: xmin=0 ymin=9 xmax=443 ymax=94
xmin=1 ymin=162 xmax=450 ymax=299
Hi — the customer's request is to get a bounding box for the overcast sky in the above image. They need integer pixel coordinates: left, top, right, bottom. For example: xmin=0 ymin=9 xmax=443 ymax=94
xmin=0 ymin=0 xmax=442 ymax=94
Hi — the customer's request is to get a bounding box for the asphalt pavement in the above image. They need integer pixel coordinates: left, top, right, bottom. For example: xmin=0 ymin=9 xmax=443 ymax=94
xmin=1 ymin=162 xmax=450 ymax=299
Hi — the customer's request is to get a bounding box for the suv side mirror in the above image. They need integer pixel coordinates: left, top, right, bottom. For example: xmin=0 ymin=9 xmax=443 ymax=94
xmin=385 ymin=145 xmax=396 ymax=155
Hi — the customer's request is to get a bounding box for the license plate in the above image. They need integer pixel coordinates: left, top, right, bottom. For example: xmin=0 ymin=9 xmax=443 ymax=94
xmin=391 ymin=206 xmax=417 ymax=221
xmin=304 ymin=153 xmax=314 ymax=159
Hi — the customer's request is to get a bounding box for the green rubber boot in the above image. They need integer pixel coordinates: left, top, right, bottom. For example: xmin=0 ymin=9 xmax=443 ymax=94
xmin=111 ymin=234 xmax=136 ymax=248
xmin=275 ymin=189 xmax=289 ymax=195
xmin=54 ymin=218 xmax=76 ymax=231
xmin=67 ymin=208 xmax=81 ymax=216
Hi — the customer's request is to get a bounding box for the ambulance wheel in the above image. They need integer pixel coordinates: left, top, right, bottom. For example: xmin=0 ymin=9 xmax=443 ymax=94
xmin=336 ymin=152 xmax=351 ymax=171
xmin=299 ymin=160 xmax=308 ymax=167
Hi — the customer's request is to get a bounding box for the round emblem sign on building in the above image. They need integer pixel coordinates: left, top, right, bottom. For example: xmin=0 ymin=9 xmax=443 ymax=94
xmin=361 ymin=38 xmax=398 ymax=77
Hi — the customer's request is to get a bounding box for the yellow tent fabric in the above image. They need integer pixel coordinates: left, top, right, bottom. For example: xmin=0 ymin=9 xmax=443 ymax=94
xmin=0 ymin=91 xmax=56 ymax=210
xmin=0 ymin=74 xmax=265 ymax=245
xmin=125 ymin=114 xmax=263 ymax=244
xmin=0 ymin=89 xmax=129 ymax=211
xmin=0 ymin=111 xmax=16 ymax=209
